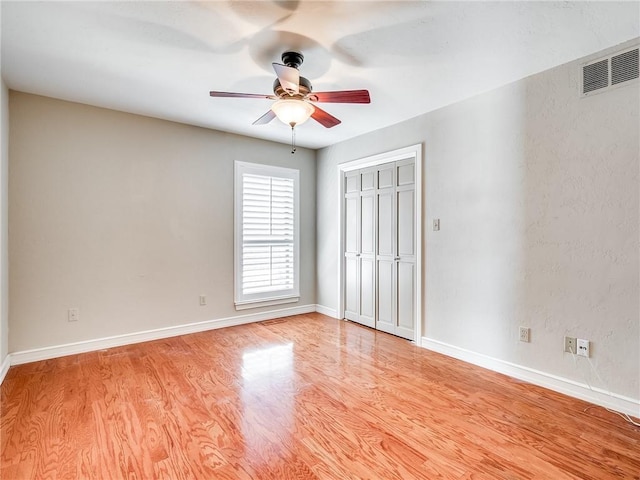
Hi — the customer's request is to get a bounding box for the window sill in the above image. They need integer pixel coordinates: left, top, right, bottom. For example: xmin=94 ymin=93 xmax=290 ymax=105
xmin=235 ymin=296 xmax=300 ymax=311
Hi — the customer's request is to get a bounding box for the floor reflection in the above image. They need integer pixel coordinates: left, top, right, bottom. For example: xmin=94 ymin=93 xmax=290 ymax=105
xmin=241 ymin=343 xmax=295 ymax=463
xmin=241 ymin=343 xmax=293 ymax=382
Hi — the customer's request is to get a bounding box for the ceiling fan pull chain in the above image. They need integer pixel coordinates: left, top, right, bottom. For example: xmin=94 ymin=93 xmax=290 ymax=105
xmin=291 ymin=125 xmax=296 ymax=154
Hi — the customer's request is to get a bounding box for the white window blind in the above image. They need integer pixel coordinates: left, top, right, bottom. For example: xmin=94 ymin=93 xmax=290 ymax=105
xmin=235 ymin=162 xmax=299 ymax=308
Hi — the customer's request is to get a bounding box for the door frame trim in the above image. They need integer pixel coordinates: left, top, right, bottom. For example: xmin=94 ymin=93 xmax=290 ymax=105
xmin=337 ymin=144 xmax=423 ymax=344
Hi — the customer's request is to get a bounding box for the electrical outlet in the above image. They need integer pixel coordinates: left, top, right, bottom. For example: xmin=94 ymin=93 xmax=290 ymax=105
xmin=199 ymin=295 xmax=206 ymax=306
xmin=519 ymin=326 xmax=530 ymax=343
xmin=577 ymin=338 xmax=590 ymax=358
xmin=564 ymin=336 xmax=577 ymax=354
xmin=433 ymin=219 xmax=440 ymax=231
xmin=68 ymin=308 xmax=79 ymax=322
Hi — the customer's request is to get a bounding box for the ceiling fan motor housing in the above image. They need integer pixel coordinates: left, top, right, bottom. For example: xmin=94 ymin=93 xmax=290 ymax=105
xmin=281 ymin=51 xmax=304 ymax=69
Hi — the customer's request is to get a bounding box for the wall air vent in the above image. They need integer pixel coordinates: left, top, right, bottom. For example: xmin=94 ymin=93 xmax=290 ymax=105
xmin=583 ymin=59 xmax=608 ymax=94
xmin=611 ymin=48 xmax=639 ymax=85
xmin=582 ymin=46 xmax=639 ymax=97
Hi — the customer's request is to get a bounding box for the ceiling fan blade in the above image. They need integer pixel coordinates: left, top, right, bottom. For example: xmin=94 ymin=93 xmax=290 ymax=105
xmin=311 ymin=106 xmax=341 ymax=128
xmin=272 ymin=63 xmax=299 ymax=94
xmin=252 ymin=110 xmax=277 ymax=125
xmin=309 ymin=90 xmax=371 ymax=104
xmin=209 ymin=91 xmax=276 ymax=99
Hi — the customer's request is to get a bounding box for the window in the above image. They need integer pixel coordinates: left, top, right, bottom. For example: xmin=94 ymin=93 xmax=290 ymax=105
xmin=234 ymin=161 xmax=300 ymax=309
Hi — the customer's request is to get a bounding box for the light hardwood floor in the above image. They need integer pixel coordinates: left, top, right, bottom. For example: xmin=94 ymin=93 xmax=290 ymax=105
xmin=1 ymin=313 xmax=639 ymax=479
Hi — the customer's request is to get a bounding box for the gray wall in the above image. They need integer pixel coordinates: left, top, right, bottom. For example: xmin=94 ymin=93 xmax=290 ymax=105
xmin=1 ymin=76 xmax=8 ymax=365
xmin=9 ymin=92 xmax=316 ymax=352
xmin=317 ymin=41 xmax=639 ymax=401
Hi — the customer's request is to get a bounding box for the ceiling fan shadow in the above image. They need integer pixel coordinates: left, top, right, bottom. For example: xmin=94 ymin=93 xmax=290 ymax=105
xmin=332 ymin=17 xmax=436 ymax=68
xmin=227 ymin=0 xmax=298 ymax=26
xmin=248 ymin=30 xmax=331 ymax=79
xmin=273 ymin=1 xmax=300 ymax=12
xmin=100 ymin=12 xmax=245 ymax=55
xmin=329 ymin=44 xmax=364 ymax=68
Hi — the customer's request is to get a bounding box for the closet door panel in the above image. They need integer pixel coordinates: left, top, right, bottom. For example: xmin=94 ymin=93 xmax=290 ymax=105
xmin=344 ymin=256 xmax=359 ymax=321
xmin=397 ymin=262 xmax=415 ymax=337
xmin=361 ymin=193 xmax=375 ymax=256
xmin=397 ymin=162 xmax=415 ymax=186
xmin=378 ymin=165 xmax=394 ymax=189
xmin=397 ymin=262 xmax=415 ymax=328
xmin=397 ymin=189 xmax=415 ymax=258
xmin=345 ymin=196 xmax=359 ymax=254
xmin=377 ymin=191 xmax=394 ymax=257
xmin=359 ymin=257 xmax=376 ymax=328
xmin=376 ymin=259 xmax=394 ymax=334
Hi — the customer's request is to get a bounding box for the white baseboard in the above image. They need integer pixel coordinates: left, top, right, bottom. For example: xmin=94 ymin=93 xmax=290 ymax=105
xmin=421 ymin=337 xmax=640 ymax=419
xmin=9 ymin=304 xmax=317 ymax=367
xmin=0 ymin=354 xmax=9 ymax=384
xmin=315 ymin=304 xmax=339 ymax=318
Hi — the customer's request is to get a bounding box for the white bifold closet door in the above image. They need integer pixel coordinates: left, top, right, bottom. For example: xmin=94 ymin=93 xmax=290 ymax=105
xmin=344 ymin=159 xmax=416 ymax=340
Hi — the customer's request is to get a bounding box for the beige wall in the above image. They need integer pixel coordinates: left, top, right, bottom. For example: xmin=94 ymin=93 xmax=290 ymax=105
xmin=0 ymin=77 xmax=8 ymax=366
xmin=9 ymin=93 xmax=316 ymax=352
xmin=317 ymin=40 xmax=640 ymax=402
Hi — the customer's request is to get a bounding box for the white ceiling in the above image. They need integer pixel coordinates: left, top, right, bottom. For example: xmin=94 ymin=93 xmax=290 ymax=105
xmin=2 ymin=1 xmax=639 ymax=149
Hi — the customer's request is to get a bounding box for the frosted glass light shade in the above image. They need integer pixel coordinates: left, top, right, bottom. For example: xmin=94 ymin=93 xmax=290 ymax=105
xmin=271 ymin=99 xmax=315 ymax=126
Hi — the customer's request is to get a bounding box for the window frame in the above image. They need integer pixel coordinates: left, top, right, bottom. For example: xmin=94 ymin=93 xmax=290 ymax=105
xmin=234 ymin=161 xmax=300 ymax=309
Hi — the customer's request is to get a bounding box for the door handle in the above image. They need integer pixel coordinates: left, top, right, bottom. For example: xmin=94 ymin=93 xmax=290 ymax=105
xmin=394 ymin=257 xmax=401 ymax=261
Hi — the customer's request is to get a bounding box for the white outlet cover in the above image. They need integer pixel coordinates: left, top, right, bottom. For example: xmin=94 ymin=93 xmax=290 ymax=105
xmin=577 ymin=338 xmax=590 ymax=357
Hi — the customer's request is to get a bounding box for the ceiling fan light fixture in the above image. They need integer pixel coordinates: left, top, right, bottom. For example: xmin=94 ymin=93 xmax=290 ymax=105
xmin=271 ymin=99 xmax=315 ymax=127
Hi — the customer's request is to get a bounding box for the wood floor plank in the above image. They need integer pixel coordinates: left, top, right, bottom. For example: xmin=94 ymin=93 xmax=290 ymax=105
xmin=1 ymin=313 xmax=639 ymax=479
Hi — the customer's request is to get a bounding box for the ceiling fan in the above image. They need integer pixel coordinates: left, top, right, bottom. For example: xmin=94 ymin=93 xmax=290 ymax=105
xmin=209 ymin=51 xmax=370 ymax=130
